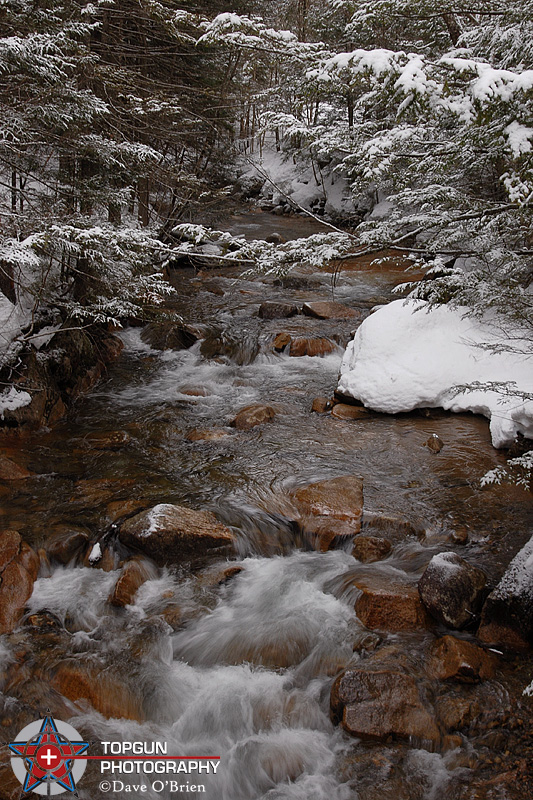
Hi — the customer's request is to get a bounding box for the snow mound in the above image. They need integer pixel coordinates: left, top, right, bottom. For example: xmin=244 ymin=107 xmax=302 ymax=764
xmin=337 ymin=299 xmax=533 ymax=448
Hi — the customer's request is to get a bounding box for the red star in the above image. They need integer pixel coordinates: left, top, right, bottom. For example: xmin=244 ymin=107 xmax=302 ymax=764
xmin=9 ymin=715 xmax=89 ymax=793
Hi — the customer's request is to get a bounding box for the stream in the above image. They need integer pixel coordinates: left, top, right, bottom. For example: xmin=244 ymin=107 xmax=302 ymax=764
xmin=0 ymin=207 xmax=532 ymax=800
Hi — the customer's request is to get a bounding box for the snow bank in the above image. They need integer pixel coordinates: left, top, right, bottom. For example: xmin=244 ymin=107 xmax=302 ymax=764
xmin=0 ymin=387 xmax=32 ymax=419
xmin=337 ymin=299 xmax=533 ymax=448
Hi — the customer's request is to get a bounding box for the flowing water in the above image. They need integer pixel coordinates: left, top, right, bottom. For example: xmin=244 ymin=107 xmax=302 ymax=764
xmin=0 ymin=208 xmax=532 ymax=799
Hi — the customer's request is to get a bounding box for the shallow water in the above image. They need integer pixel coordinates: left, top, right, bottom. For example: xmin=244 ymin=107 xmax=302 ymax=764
xmin=0 ymin=210 xmax=531 ymax=799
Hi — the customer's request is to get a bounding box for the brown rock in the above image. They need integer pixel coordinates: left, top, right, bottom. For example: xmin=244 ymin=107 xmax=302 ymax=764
xmin=300 ymin=516 xmax=359 ymax=552
xmin=362 ymin=511 xmax=425 ymax=542
xmin=311 ymin=397 xmax=332 ymax=414
xmin=302 ymin=302 xmax=360 ymax=320
xmin=435 ymin=695 xmax=481 ymax=731
xmin=51 ymin=660 xmax=143 ymax=720
xmin=289 ymin=337 xmax=337 ymax=357
xmin=418 ymin=552 xmax=487 ymax=629
xmin=477 ymin=621 xmax=530 ymax=652
xmin=45 ymin=527 xmax=90 ymax=564
xmin=106 ymin=499 xmax=148 ymax=523
xmin=352 ymin=535 xmax=392 ymax=563
xmin=424 ymin=434 xmax=444 ymax=453
xmin=427 ymin=635 xmax=497 ymax=683
xmin=0 ymin=530 xmax=39 ymax=634
xmin=354 ymin=574 xmax=432 ymax=631
xmin=331 ymin=404 xmax=371 ymax=420
xmin=186 ymin=428 xmax=231 ymax=442
xmin=258 ymin=302 xmax=299 ymax=319
xmin=293 ymin=475 xmax=364 ymax=530
xmin=331 ymin=666 xmax=440 ymax=745
xmin=231 ymin=404 xmax=276 ymax=431
xmin=118 ymin=503 xmax=236 ymax=567
xmin=273 ymin=332 xmax=292 ymax=351
xmin=109 ymin=558 xmax=155 ymax=607
xmin=0 ymin=455 xmax=31 ymax=481
xmin=179 ymin=385 xmax=210 ymax=397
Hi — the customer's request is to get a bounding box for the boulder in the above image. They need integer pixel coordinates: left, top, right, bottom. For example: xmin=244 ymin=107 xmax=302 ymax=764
xmin=51 ymin=660 xmax=143 ymax=721
xmin=477 ymin=534 xmax=533 ymax=651
xmin=140 ymin=321 xmax=198 ymax=351
xmin=118 ymin=503 xmax=236 ymax=567
xmin=231 ymin=404 xmax=276 ymax=431
xmin=311 ymin=397 xmax=332 ymax=414
xmin=352 ymin=535 xmax=392 ymax=563
xmin=186 ymin=428 xmax=231 ymax=442
xmin=418 ymin=552 xmax=487 ymax=629
xmin=427 ymin=635 xmax=497 ymax=683
xmin=302 ymin=301 xmax=360 ymax=320
xmin=0 ymin=530 xmax=39 ymax=634
xmin=293 ymin=475 xmax=364 ymax=530
xmin=108 ymin=558 xmax=155 ymax=607
xmin=273 ymin=332 xmax=292 ymax=352
xmin=258 ymin=302 xmax=299 ymax=320
xmin=331 ymin=404 xmax=371 ymax=420
xmin=354 ymin=574 xmax=432 ymax=632
xmin=0 ymin=455 xmax=31 ymax=481
xmin=331 ymin=662 xmax=440 ymax=745
xmin=289 ymin=337 xmax=337 ymax=357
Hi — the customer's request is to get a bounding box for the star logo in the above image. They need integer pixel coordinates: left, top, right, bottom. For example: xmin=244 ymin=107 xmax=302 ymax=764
xmin=8 ymin=714 xmax=89 ymax=796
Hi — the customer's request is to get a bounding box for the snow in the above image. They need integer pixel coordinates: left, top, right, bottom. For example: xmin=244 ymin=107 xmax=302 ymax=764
xmin=505 ymin=121 xmax=533 ymax=158
xmin=0 ymin=387 xmax=32 ymax=419
xmin=88 ymin=543 xmax=102 ymax=563
xmin=429 ymin=553 xmax=462 ymax=573
xmin=144 ymin=503 xmax=176 ymax=536
xmin=337 ymin=299 xmax=533 ymax=448
xmin=491 ymin=534 xmax=533 ymax=601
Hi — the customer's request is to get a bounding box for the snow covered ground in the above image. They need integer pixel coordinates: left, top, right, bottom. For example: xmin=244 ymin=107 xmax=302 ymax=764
xmin=337 ymin=299 xmax=533 ymax=448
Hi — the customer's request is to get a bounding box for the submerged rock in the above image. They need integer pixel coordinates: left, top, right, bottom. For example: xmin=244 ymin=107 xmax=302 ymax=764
xmin=0 ymin=530 xmax=39 ymax=634
xmin=352 ymin=535 xmax=392 ymax=563
xmin=331 ymin=404 xmax=371 ymax=420
xmin=302 ymin=301 xmax=360 ymax=320
xmin=186 ymin=427 xmax=231 ymax=442
xmin=427 ymin=635 xmax=497 ymax=683
xmin=45 ymin=526 xmax=90 ymax=564
xmin=140 ymin=321 xmax=199 ymax=351
xmin=293 ymin=475 xmax=364 ymax=527
xmin=418 ymin=552 xmax=487 ymax=630
xmin=118 ymin=503 xmax=236 ymax=567
xmin=289 ymin=337 xmax=337 ymax=357
xmin=331 ymin=654 xmax=440 ymax=745
xmin=231 ymin=404 xmax=276 ymax=431
xmin=477 ymin=534 xmax=533 ymax=650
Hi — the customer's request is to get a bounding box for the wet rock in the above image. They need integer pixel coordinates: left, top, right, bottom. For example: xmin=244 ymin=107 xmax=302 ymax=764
xmin=362 ymin=511 xmax=425 ymax=542
xmin=311 ymin=397 xmax=332 ymax=414
xmin=331 ymin=662 xmax=440 ymax=745
xmin=424 ymin=434 xmax=444 ymax=453
xmin=45 ymin=526 xmax=90 ymax=564
xmin=302 ymin=301 xmax=360 ymax=320
xmin=331 ymin=404 xmax=371 ymax=420
xmin=352 ymin=535 xmax=392 ymax=563
xmin=273 ymin=332 xmax=292 ymax=351
xmin=450 ymin=526 xmax=469 ymax=545
xmin=106 ymin=499 xmax=148 ymax=524
xmin=258 ymin=302 xmax=298 ymax=320
xmin=289 ymin=337 xmax=337 ymax=357
xmin=265 ymin=233 xmax=285 ymax=244
xmin=418 ymin=552 xmax=487 ymax=630
xmin=435 ymin=694 xmax=481 ymax=731
xmin=231 ymin=404 xmax=276 ymax=431
xmin=273 ymin=275 xmax=321 ymax=290
xmin=0 ymin=530 xmax=39 ymax=634
xmin=186 ymin=428 xmax=231 ymax=442
xmin=353 ymin=574 xmax=432 ymax=632
xmin=202 ymin=280 xmax=224 ymax=296
xmin=51 ymin=660 xmax=143 ymax=720
xmin=179 ymin=384 xmax=210 ymax=397
xmin=300 ymin=516 xmax=359 ymax=552
xmin=108 ymin=558 xmax=155 ymax=607
xmin=293 ymin=475 xmax=364 ymax=530
xmin=73 ymin=477 xmax=136 ymax=506
xmin=0 ymin=455 xmax=31 ymax=481
xmin=427 ymin=635 xmax=497 ymax=683
xmin=118 ymin=503 xmax=236 ymax=567
xmin=477 ymin=534 xmax=533 ymax=651
xmin=84 ymin=430 xmax=132 ymax=450
xmin=140 ymin=321 xmax=199 ymax=351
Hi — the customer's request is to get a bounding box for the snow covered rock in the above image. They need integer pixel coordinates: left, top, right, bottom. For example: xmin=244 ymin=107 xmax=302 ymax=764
xmin=418 ymin=552 xmax=487 ymax=630
xmin=477 ymin=534 xmax=533 ymax=651
xmin=337 ymin=299 xmax=533 ymax=448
